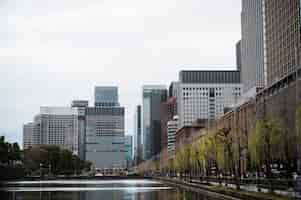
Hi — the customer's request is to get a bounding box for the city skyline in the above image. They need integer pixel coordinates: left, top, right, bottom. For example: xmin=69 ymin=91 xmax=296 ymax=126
xmin=0 ymin=0 xmax=241 ymax=146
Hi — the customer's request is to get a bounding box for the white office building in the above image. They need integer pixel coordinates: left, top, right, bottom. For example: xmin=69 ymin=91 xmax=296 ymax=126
xmin=175 ymin=70 xmax=242 ymax=128
xmin=23 ymin=122 xmax=40 ymax=149
xmin=167 ymin=116 xmax=178 ymax=159
xmin=27 ymin=107 xmax=80 ymax=155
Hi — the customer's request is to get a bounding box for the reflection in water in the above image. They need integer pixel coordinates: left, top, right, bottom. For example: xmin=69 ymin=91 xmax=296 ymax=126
xmin=1 ymin=179 xmax=217 ymax=200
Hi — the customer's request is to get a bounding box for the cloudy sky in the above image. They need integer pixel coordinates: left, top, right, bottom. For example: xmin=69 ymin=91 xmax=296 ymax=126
xmin=0 ymin=0 xmax=241 ymax=145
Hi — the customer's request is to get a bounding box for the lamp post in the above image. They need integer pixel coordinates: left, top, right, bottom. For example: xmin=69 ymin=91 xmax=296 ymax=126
xmin=39 ymin=163 xmax=42 ymax=178
xmin=48 ymin=164 xmax=51 ymax=177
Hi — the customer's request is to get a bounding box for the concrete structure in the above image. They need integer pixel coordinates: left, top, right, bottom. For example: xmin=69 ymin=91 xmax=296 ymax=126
xmin=85 ymin=106 xmax=125 ymax=168
xmin=175 ymin=70 xmax=242 ymax=128
xmin=241 ymin=0 xmax=265 ymax=93
xmin=85 ymin=86 xmax=126 ymax=169
xmin=85 ymin=136 xmax=127 ymax=169
xmin=214 ymin=99 xmax=256 ymax=176
xmin=125 ymin=135 xmax=133 ymax=162
xmin=23 ymin=122 xmax=39 ymax=149
xmin=167 ymin=116 xmax=178 ymax=159
xmin=27 ymin=107 xmax=80 ymax=155
xmin=175 ymin=123 xmax=205 ymax=154
xmin=160 ymin=97 xmax=177 ymax=151
xmin=142 ymin=85 xmax=167 ymax=160
xmin=94 ymin=86 xmax=119 ymax=107
xmin=71 ymin=100 xmax=88 ymax=160
xmin=264 ymin=0 xmax=301 ymax=87
xmin=85 ymin=107 xmax=124 ymax=137
xmin=236 ymin=40 xmax=242 ymax=72
xmin=134 ymin=105 xmax=142 ymax=164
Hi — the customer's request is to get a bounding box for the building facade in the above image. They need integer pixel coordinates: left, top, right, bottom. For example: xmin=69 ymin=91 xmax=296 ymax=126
xmin=160 ymin=97 xmax=177 ymax=151
xmin=264 ymin=0 xmax=301 ymax=87
xmin=28 ymin=107 xmax=80 ymax=155
xmin=71 ymin=100 xmax=89 ymax=160
xmin=241 ymin=0 xmax=265 ymax=93
xmin=85 ymin=136 xmax=127 ymax=169
xmin=94 ymin=86 xmax=119 ymax=107
xmin=176 ymin=70 xmax=242 ymax=128
xmin=167 ymin=116 xmax=178 ymax=160
xmin=142 ymin=85 xmax=167 ymax=160
xmin=23 ymin=122 xmax=39 ymax=149
xmin=85 ymin=86 xmax=126 ymax=169
xmin=134 ymin=105 xmax=142 ymax=164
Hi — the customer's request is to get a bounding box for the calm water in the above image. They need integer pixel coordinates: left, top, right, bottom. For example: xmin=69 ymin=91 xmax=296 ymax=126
xmin=1 ymin=179 xmax=218 ymax=200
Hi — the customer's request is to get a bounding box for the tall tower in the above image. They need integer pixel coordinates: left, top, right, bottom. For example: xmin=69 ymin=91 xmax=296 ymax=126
xmin=241 ymin=0 xmax=265 ymax=93
xmin=85 ymin=86 xmax=126 ymax=169
xmin=142 ymin=85 xmax=167 ymax=160
xmin=263 ymin=0 xmax=301 ymax=87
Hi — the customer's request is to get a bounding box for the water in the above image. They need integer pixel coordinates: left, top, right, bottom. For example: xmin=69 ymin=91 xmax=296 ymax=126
xmin=1 ymin=179 xmax=219 ymax=200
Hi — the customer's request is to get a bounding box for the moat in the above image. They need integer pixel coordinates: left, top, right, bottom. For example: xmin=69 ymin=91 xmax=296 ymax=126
xmin=1 ymin=179 xmax=225 ymax=200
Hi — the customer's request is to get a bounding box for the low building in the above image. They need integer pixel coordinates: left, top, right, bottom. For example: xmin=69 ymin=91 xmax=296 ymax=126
xmin=214 ymin=99 xmax=256 ymax=175
xmin=175 ymin=122 xmax=205 ymax=154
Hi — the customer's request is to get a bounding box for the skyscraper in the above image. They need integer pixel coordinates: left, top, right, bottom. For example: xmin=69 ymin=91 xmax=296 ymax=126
xmin=175 ymin=70 xmax=241 ymax=128
xmin=27 ymin=107 xmax=80 ymax=155
xmin=85 ymin=86 xmax=126 ymax=169
xmin=236 ymin=40 xmax=242 ymax=72
xmin=23 ymin=122 xmax=39 ymax=149
xmin=134 ymin=105 xmax=142 ymax=164
xmin=94 ymin=86 xmax=119 ymax=107
xmin=71 ymin=100 xmax=89 ymax=160
xmin=160 ymin=97 xmax=177 ymax=151
xmin=142 ymin=85 xmax=167 ymax=160
xmin=263 ymin=0 xmax=301 ymax=87
xmin=167 ymin=116 xmax=179 ymax=160
xmin=241 ymin=0 xmax=265 ymax=93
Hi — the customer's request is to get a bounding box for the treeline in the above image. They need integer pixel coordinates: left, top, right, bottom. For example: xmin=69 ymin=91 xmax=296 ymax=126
xmin=0 ymin=136 xmax=23 ymax=180
xmin=140 ymin=105 xmax=301 ymax=180
xmin=23 ymin=145 xmax=91 ymax=176
xmin=0 ymin=136 xmax=91 ymax=180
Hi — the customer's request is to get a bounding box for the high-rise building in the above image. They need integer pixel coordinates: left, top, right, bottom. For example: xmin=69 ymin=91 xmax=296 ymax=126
xmin=167 ymin=116 xmax=179 ymax=160
xmin=94 ymin=86 xmax=119 ymax=107
xmin=85 ymin=86 xmax=126 ymax=169
xmin=142 ymin=85 xmax=167 ymax=160
xmin=241 ymin=0 xmax=265 ymax=93
xmin=71 ymin=100 xmax=89 ymax=160
xmin=23 ymin=122 xmax=39 ymax=149
xmin=236 ymin=40 xmax=242 ymax=72
xmin=175 ymin=70 xmax=241 ymax=128
xmin=32 ymin=107 xmax=80 ymax=155
xmin=134 ymin=105 xmax=142 ymax=164
xmin=124 ymin=135 xmax=133 ymax=162
xmin=86 ymin=136 xmax=127 ymax=169
xmin=160 ymin=97 xmax=177 ymax=151
xmin=263 ymin=0 xmax=301 ymax=87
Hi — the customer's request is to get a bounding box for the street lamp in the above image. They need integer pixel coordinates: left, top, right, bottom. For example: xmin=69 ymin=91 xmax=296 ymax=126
xmin=48 ymin=164 xmax=51 ymax=177
xmin=40 ymin=163 xmax=42 ymax=178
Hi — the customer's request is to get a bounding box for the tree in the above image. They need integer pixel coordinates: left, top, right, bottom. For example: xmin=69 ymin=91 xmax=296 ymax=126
xmin=248 ymin=118 xmax=286 ymax=177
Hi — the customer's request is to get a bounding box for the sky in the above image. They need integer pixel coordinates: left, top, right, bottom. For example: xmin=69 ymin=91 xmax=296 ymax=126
xmin=0 ymin=0 xmax=241 ymax=145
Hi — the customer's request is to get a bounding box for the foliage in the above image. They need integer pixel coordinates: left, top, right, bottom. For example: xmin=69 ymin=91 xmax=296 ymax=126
xmin=248 ymin=118 xmax=286 ymax=173
xmin=0 ymin=136 xmax=24 ymax=180
xmin=23 ymin=145 xmax=91 ymax=176
xmin=0 ymin=136 xmax=21 ymax=165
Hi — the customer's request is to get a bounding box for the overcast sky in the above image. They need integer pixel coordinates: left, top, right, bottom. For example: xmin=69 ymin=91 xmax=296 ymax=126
xmin=0 ymin=0 xmax=241 ymax=145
